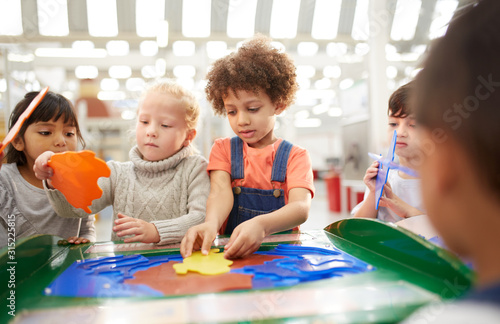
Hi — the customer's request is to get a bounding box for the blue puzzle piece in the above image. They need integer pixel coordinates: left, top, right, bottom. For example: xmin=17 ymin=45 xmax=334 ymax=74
xmin=368 ymin=130 xmax=419 ymax=210
xmin=45 ymin=254 xmax=177 ymax=297
xmin=276 ymin=259 xmax=359 ymax=276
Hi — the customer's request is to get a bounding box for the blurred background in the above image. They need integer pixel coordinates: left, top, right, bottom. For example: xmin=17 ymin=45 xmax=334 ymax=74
xmin=0 ymin=0 xmax=472 ymax=236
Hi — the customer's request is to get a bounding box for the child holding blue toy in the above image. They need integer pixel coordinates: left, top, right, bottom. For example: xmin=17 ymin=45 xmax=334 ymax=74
xmin=352 ymin=81 xmax=427 ymax=224
xmin=180 ymin=34 xmax=315 ymax=259
xmin=0 ymin=91 xmax=95 ymax=247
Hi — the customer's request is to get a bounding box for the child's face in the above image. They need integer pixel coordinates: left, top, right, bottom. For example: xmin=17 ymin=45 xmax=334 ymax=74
xmin=223 ymin=89 xmax=284 ymax=149
xmin=13 ymin=118 xmax=78 ymax=166
xmin=136 ymin=91 xmax=192 ymax=161
xmin=388 ymin=113 xmax=419 ymax=160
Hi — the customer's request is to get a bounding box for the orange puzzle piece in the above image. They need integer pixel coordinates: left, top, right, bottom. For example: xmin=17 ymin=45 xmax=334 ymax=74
xmin=48 ymin=150 xmax=111 ymax=213
xmin=0 ymin=87 xmax=49 ymax=154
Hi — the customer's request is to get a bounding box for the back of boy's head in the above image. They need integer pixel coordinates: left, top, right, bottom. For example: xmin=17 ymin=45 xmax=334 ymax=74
xmin=388 ymin=81 xmax=413 ymax=118
xmin=141 ymin=79 xmax=200 ymax=130
xmin=5 ymin=91 xmax=85 ymax=165
xmin=205 ymin=34 xmax=298 ymax=116
xmin=414 ymin=0 xmax=500 ymax=198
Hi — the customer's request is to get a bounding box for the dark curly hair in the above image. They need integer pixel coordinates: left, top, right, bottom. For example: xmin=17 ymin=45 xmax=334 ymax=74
xmin=205 ymin=34 xmax=298 ymax=116
xmin=388 ymin=81 xmax=414 ymax=118
xmin=4 ymin=91 xmax=85 ymax=166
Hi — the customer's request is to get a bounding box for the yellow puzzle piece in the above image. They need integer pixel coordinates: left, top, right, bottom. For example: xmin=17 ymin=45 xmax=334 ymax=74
xmin=173 ymin=249 xmax=233 ymax=275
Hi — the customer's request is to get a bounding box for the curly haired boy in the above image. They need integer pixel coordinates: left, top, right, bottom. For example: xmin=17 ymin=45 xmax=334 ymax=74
xmin=181 ymin=34 xmax=315 ymax=259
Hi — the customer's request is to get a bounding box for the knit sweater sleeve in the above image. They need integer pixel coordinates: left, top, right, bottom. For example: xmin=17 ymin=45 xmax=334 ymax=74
xmin=152 ymin=155 xmax=210 ymax=245
xmin=78 ymin=214 xmax=96 ymax=241
xmin=44 ymin=161 xmax=116 ymax=218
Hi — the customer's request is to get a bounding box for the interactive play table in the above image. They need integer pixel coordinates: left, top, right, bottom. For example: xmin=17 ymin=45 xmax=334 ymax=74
xmin=1 ymin=218 xmax=473 ymax=323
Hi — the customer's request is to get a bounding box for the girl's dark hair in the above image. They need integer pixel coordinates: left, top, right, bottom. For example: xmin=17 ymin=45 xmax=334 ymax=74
xmin=4 ymin=91 xmax=85 ymax=165
xmin=388 ymin=81 xmax=414 ymax=118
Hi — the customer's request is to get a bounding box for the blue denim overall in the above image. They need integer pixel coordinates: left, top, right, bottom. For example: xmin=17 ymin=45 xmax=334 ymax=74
xmin=224 ymin=136 xmax=293 ymax=235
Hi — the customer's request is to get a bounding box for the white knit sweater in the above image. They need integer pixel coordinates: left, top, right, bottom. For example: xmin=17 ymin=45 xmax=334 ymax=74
xmin=45 ymin=145 xmax=210 ymax=245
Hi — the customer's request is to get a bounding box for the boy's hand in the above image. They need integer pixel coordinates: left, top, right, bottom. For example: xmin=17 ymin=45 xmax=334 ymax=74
xmin=379 ymin=184 xmax=423 ymax=218
xmin=363 ymin=161 xmax=379 ymax=192
xmin=113 ymin=213 xmax=160 ymax=243
xmin=223 ymin=218 xmax=266 ymax=259
xmin=180 ymin=222 xmax=218 ymax=258
xmin=33 ymin=151 xmax=55 ymax=181
xmin=66 ymin=236 xmax=90 ymax=244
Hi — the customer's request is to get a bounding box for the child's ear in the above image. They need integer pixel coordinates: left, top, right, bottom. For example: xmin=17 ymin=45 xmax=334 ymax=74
xmin=275 ymin=103 xmax=286 ymax=115
xmin=11 ymin=136 xmax=25 ymax=152
xmin=183 ymin=129 xmax=197 ymax=147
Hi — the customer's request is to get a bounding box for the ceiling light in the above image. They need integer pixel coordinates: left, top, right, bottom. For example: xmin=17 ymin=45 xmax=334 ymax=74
xmin=0 ymin=0 xmax=22 ymax=35
xmin=182 ymin=0 xmax=211 ymax=37
xmin=35 ymin=48 xmax=107 ymax=58
xmin=326 ymin=43 xmax=348 ymax=57
xmin=100 ymin=78 xmax=120 ymax=91
xmin=339 ymin=78 xmax=354 ymax=90
xmin=271 ymin=42 xmax=286 ymax=52
xmin=386 ymin=66 xmax=398 ymax=79
xmin=109 ymin=66 xmax=132 ymax=79
xmin=315 ymin=78 xmax=332 ymax=90
xmin=354 ymin=43 xmax=370 ymax=56
xmin=352 ymin=0 xmax=369 ymax=40
xmin=313 ymin=103 xmax=329 ymax=115
xmin=297 ymin=78 xmax=311 ymax=90
xmin=297 ymin=42 xmax=319 ymax=56
xmin=173 ymin=41 xmax=196 ymax=56
xmin=75 ymin=66 xmax=98 ymax=79
xmin=173 ymin=65 xmax=196 ymax=79
xmin=295 ymin=110 xmax=310 ymax=120
xmin=328 ymin=107 xmax=343 ymax=117
xmin=429 ymin=0 xmax=459 ymax=39
xmin=87 ymin=0 xmax=118 ymax=37
xmin=106 ymin=41 xmax=129 ymax=56
xmin=136 ymin=0 xmax=165 ymax=37
xmin=140 ymin=41 xmax=159 ymax=57
xmin=390 ymin=0 xmax=422 ymax=41
xmin=72 ymin=41 xmax=94 ymax=50
xmin=37 ymin=0 xmax=69 ymax=36
xmin=121 ymin=110 xmax=137 ymax=120
xmin=294 ymin=118 xmax=321 ymax=128
xmin=176 ymin=78 xmax=195 ymax=90
xmin=323 ymin=66 xmax=341 ymax=79
xmin=311 ymin=0 xmax=341 ymax=39
xmin=0 ymin=79 xmax=7 ymax=92
xmin=227 ymin=0 xmax=257 ymax=38
xmin=8 ymin=53 xmax=34 ymax=62
xmin=206 ymin=41 xmax=228 ymax=59
xmin=296 ymin=65 xmax=316 ymax=79
xmin=270 ymin=0 xmax=300 ymax=39
xmin=141 ymin=65 xmax=156 ymax=79
xmin=98 ymin=91 xmax=126 ymax=101
xmin=155 ymin=58 xmax=167 ymax=77
xmin=157 ymin=20 xmax=169 ymax=48
xmin=126 ymin=78 xmax=146 ymax=92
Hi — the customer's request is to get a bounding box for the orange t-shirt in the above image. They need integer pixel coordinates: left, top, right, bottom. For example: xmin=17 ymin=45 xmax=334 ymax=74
xmin=207 ymin=138 xmax=315 ymax=204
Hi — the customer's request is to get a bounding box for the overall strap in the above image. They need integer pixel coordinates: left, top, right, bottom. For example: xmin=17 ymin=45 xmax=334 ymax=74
xmin=230 ymin=136 xmax=244 ymax=180
xmin=271 ymin=140 xmax=293 ymax=183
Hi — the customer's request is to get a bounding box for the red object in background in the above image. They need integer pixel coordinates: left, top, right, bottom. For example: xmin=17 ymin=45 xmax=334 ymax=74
xmin=324 ymin=173 xmax=341 ymax=212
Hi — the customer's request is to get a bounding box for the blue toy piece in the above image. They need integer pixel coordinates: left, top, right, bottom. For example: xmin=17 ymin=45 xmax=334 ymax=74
xmin=44 ymin=244 xmax=375 ymax=296
xmin=368 ymin=130 xmax=418 ymax=210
